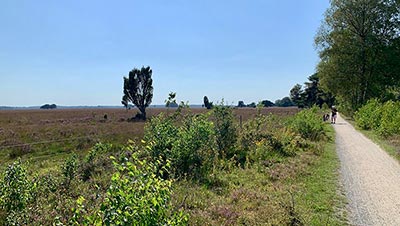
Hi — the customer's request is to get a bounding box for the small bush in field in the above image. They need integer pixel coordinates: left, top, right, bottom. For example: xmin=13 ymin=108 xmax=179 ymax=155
xmin=70 ymin=148 xmax=188 ymax=225
xmin=61 ymin=154 xmax=77 ymax=188
xmin=80 ymin=142 xmax=112 ymax=181
xmin=286 ymin=107 xmax=326 ymax=141
xmin=354 ymin=98 xmax=382 ymax=130
xmin=212 ymin=104 xmax=238 ymax=159
xmin=0 ymin=160 xmax=31 ymax=212
xmin=237 ymin=114 xmax=277 ymax=163
xmin=172 ymin=114 xmax=215 ymax=178
xmin=0 ymin=160 xmax=36 ymax=225
xmin=144 ymin=112 xmax=215 ymax=178
xmin=144 ymin=113 xmax=178 ymax=162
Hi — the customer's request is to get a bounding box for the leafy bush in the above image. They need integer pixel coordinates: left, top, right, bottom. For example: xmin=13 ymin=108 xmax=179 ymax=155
xmin=237 ymin=114 xmax=284 ymax=163
xmin=80 ymin=143 xmax=112 ymax=181
xmin=355 ymin=99 xmax=400 ymax=137
xmin=354 ymin=98 xmax=382 ymax=130
xmin=145 ymin=112 xmax=215 ymax=178
xmin=68 ymin=145 xmax=188 ymax=225
xmin=377 ymin=101 xmax=400 ymax=137
xmin=144 ymin=113 xmax=178 ymax=162
xmin=212 ymin=104 xmax=238 ymax=159
xmin=171 ymin=114 xmax=215 ymax=178
xmin=61 ymin=154 xmax=77 ymax=188
xmin=0 ymin=160 xmax=32 ymax=213
xmin=286 ymin=107 xmax=326 ymax=141
xmin=100 ymin=153 xmax=188 ymax=225
xmin=0 ymin=160 xmax=36 ymax=225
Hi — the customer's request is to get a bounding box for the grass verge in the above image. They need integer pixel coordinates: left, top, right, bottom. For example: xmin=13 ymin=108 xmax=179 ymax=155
xmin=293 ymin=125 xmax=348 ymax=225
xmin=171 ymin=125 xmax=348 ymax=225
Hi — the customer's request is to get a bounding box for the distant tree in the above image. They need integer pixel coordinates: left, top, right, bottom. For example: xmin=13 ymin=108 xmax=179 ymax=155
xmin=290 ymin=84 xmax=303 ymax=107
xmin=237 ymin=101 xmax=246 ymax=108
xmin=275 ymin=97 xmax=294 ymax=107
xmin=247 ymin=102 xmax=256 ymax=108
xmin=40 ymin=104 xmax=57 ymax=109
xmin=203 ymin=96 xmax=213 ymax=109
xmin=302 ymin=73 xmax=335 ymax=108
xmin=165 ymin=92 xmax=178 ymax=108
xmin=122 ymin=66 xmax=153 ymax=120
xmin=261 ymin=100 xmax=275 ymax=107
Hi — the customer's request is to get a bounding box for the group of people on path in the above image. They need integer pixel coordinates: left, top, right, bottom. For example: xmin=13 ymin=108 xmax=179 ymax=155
xmin=323 ymin=106 xmax=338 ymax=124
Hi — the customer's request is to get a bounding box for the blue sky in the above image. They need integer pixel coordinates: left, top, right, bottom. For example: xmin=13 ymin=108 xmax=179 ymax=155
xmin=0 ymin=0 xmax=329 ymax=106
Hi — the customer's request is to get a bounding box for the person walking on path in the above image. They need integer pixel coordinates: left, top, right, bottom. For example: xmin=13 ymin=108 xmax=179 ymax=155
xmin=331 ymin=106 xmax=337 ymax=124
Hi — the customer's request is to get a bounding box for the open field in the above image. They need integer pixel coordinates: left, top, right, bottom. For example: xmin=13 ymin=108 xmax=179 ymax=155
xmin=0 ymin=107 xmax=298 ymax=171
xmin=0 ymin=106 xmax=347 ymax=225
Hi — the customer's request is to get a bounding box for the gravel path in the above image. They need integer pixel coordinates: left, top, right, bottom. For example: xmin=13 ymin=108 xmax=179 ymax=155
xmin=334 ymin=114 xmax=400 ymax=225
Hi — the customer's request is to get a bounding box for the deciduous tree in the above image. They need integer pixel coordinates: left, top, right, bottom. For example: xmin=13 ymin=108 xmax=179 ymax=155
xmin=122 ymin=66 xmax=153 ymax=120
xmin=315 ymin=0 xmax=400 ymax=111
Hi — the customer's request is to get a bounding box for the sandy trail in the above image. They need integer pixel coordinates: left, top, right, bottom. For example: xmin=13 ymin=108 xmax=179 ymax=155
xmin=334 ymin=114 xmax=400 ymax=225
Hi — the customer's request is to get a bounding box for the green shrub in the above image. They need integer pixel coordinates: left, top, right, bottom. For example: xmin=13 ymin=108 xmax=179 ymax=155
xmin=172 ymin=114 xmax=216 ymax=178
xmin=80 ymin=143 xmax=112 ymax=181
xmin=354 ymin=98 xmax=382 ymax=130
xmin=0 ymin=160 xmax=32 ymax=213
xmin=61 ymin=154 xmax=77 ymax=188
xmin=144 ymin=113 xmax=178 ymax=162
xmin=212 ymin=104 xmax=238 ymax=159
xmin=0 ymin=160 xmax=36 ymax=225
xmin=69 ymin=146 xmax=189 ymax=226
xmin=377 ymin=101 xmax=400 ymax=137
xmin=286 ymin=107 xmax=326 ymax=141
xmin=355 ymin=99 xmax=400 ymax=137
xmin=237 ymin=114 xmax=281 ymax=164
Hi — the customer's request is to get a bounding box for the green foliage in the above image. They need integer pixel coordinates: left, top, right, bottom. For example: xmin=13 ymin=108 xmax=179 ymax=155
xmin=0 ymin=160 xmax=36 ymax=225
xmin=315 ymin=0 xmax=400 ymax=112
xmin=275 ymin=97 xmax=294 ymax=107
xmin=144 ymin=113 xmax=178 ymax=163
xmin=237 ymin=114 xmax=271 ymax=163
xmin=354 ymin=99 xmax=383 ymax=130
xmin=378 ymin=101 xmax=400 ymax=137
xmin=165 ymin=92 xmax=178 ymax=108
xmin=289 ymin=74 xmax=335 ymax=109
xmin=356 ymin=99 xmax=400 ymax=137
xmin=286 ymin=107 xmax=326 ymax=141
xmin=122 ymin=66 xmax=154 ymax=120
xmin=172 ymin=114 xmax=215 ymax=178
xmin=80 ymin=143 xmax=113 ymax=181
xmin=0 ymin=160 xmax=31 ymax=212
xmin=99 ymin=153 xmax=188 ymax=225
xmin=212 ymin=104 xmax=238 ymax=159
xmin=145 ymin=112 xmax=215 ymax=178
xmin=62 ymin=154 xmax=77 ymax=188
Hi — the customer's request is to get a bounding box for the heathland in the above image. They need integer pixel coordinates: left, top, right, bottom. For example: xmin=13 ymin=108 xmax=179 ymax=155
xmin=0 ymin=106 xmax=346 ymax=225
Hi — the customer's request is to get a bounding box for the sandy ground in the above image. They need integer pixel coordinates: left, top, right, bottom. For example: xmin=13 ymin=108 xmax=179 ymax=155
xmin=334 ymin=114 xmax=400 ymax=225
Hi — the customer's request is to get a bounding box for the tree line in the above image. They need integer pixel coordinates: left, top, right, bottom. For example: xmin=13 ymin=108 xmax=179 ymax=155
xmin=315 ymin=0 xmax=400 ymax=113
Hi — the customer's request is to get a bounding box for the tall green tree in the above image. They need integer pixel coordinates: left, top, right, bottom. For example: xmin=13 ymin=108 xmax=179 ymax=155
xmin=303 ymin=73 xmax=335 ymax=108
xmin=122 ymin=66 xmax=153 ymax=120
xmin=275 ymin=97 xmax=294 ymax=107
xmin=315 ymin=0 xmax=400 ymax=111
xmin=290 ymin=84 xmax=304 ymax=107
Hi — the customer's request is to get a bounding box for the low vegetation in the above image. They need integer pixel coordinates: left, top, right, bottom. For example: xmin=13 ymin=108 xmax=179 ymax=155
xmin=355 ymin=99 xmax=400 ymax=137
xmin=0 ymin=106 xmax=345 ymax=225
xmin=354 ymin=99 xmax=400 ymax=162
